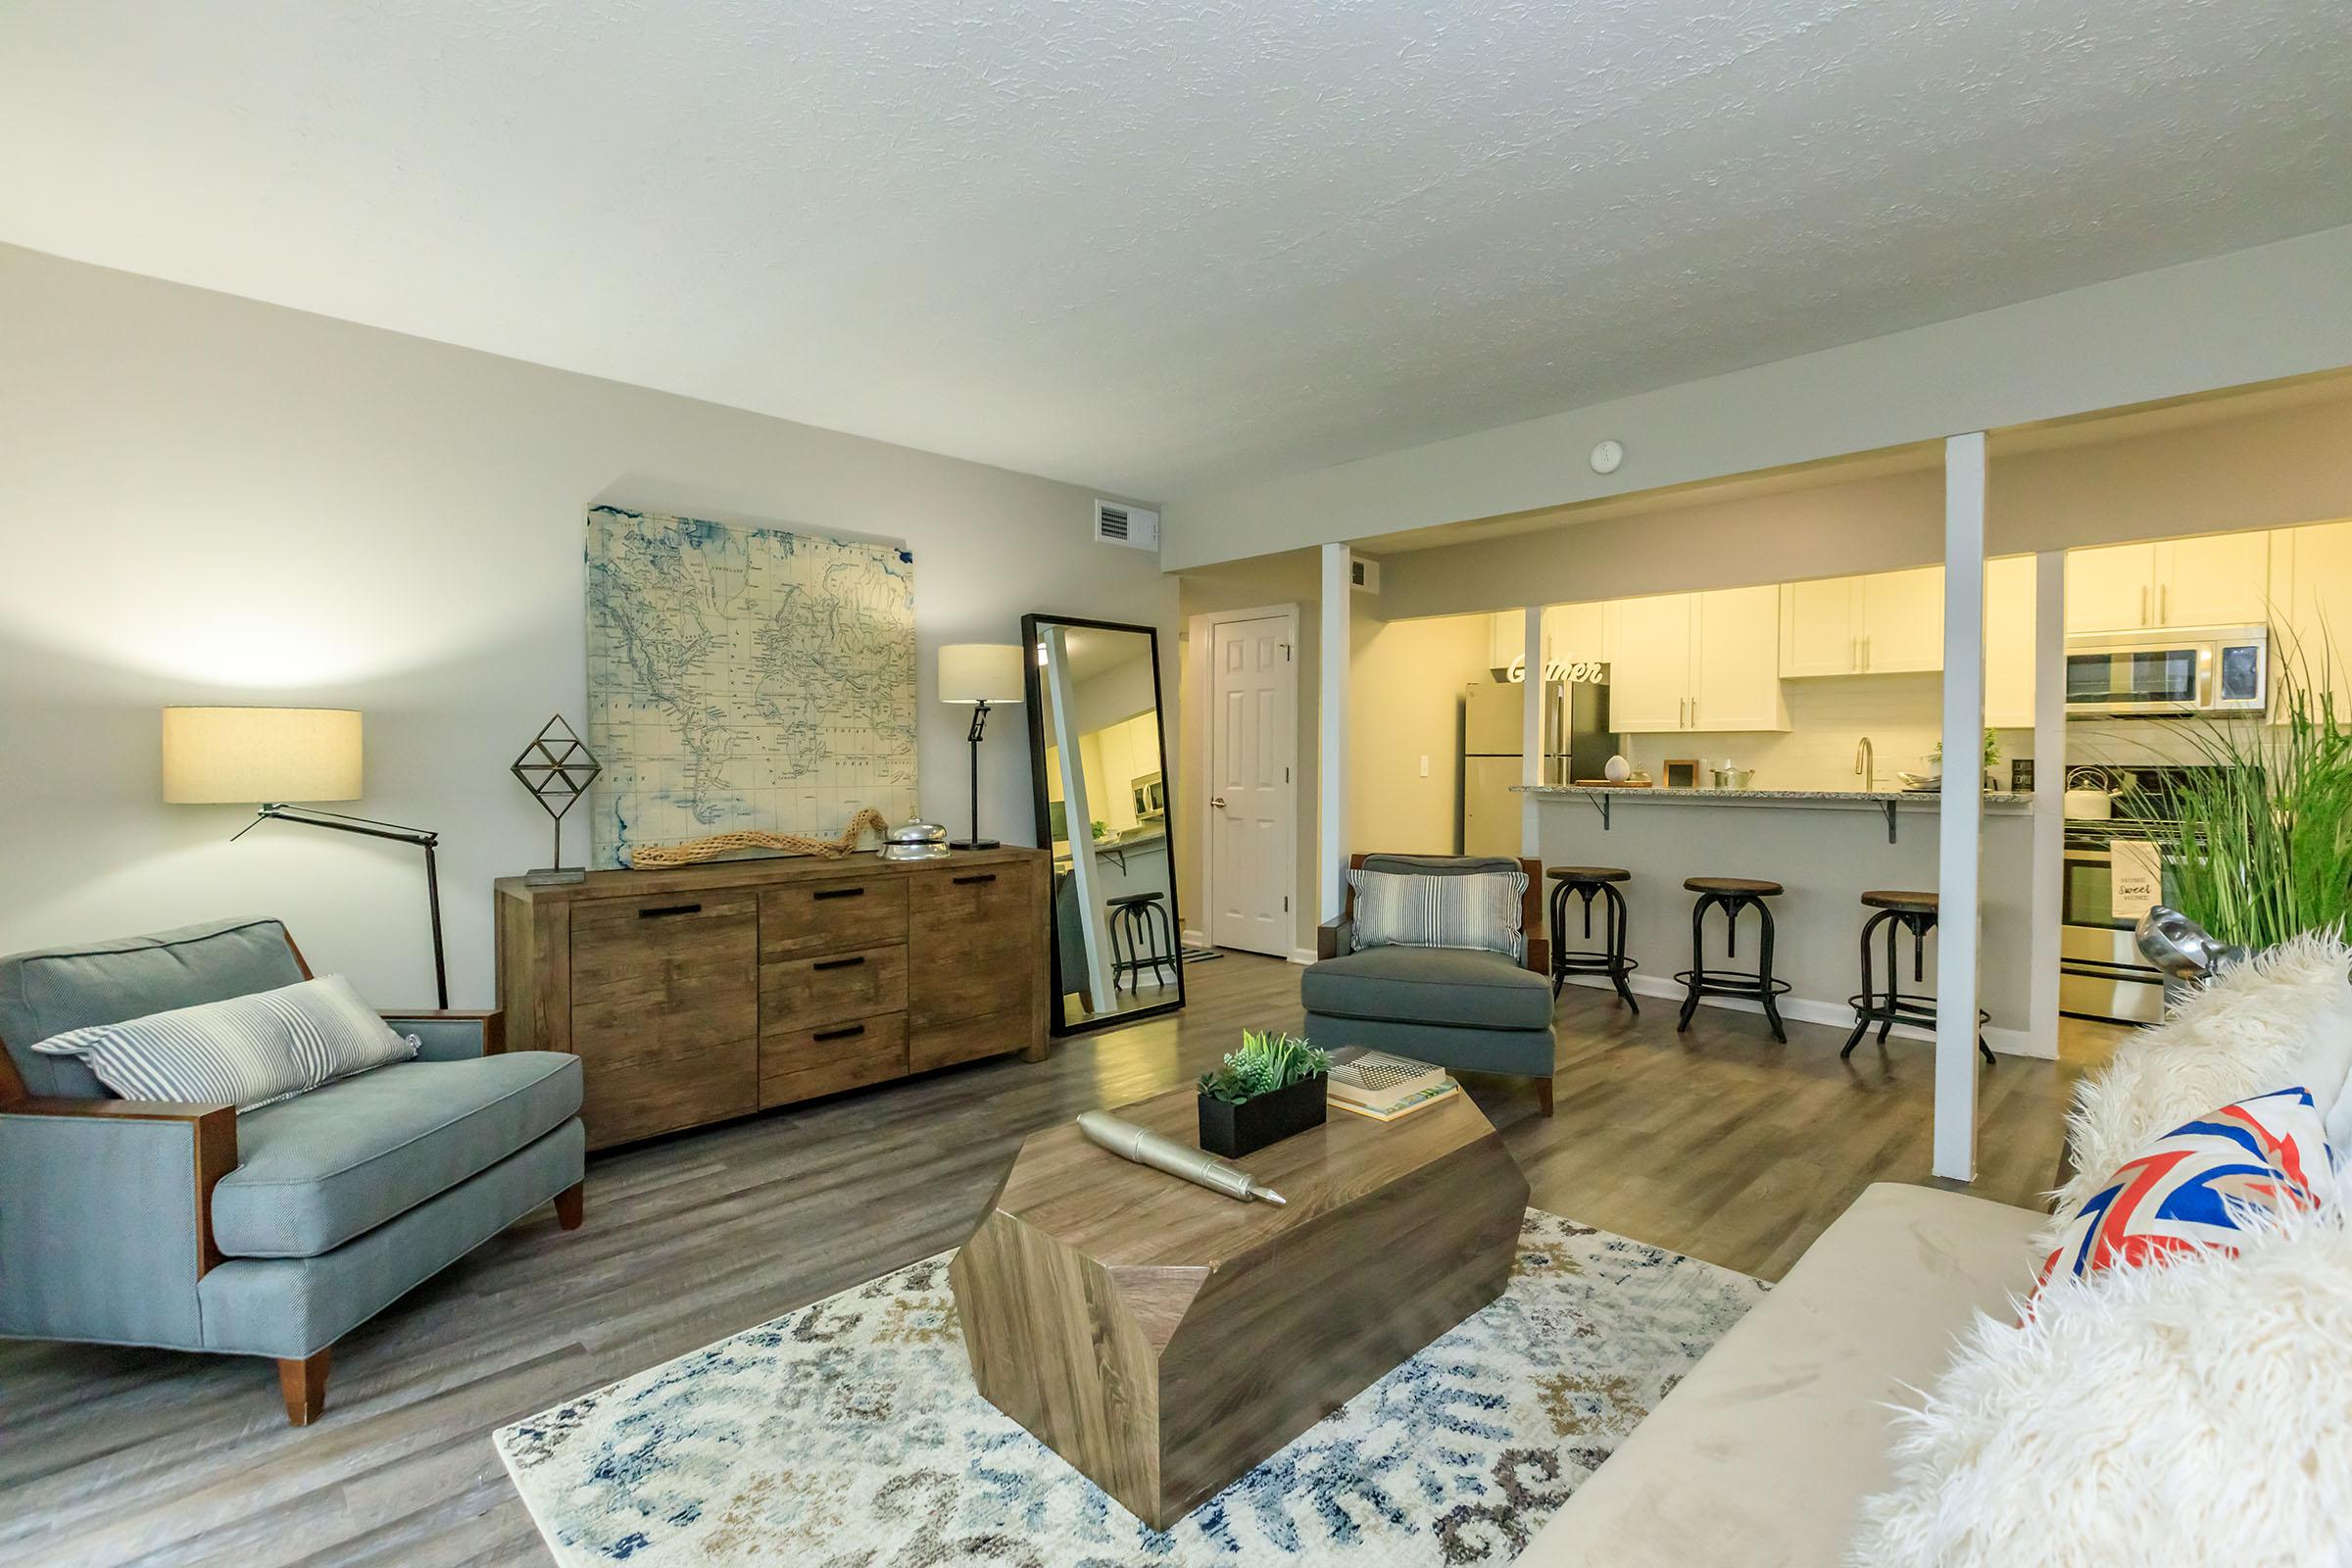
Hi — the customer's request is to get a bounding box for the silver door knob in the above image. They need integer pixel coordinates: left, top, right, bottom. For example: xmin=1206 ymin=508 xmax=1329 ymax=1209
xmin=1210 ymin=796 xmax=1228 ymax=808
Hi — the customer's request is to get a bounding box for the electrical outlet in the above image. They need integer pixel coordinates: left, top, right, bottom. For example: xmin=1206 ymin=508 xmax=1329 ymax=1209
xmin=1419 ymin=755 xmax=1430 ymax=777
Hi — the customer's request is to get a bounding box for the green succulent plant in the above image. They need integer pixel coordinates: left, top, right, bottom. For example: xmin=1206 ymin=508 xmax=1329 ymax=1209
xmin=1198 ymin=1029 xmax=1330 ymax=1105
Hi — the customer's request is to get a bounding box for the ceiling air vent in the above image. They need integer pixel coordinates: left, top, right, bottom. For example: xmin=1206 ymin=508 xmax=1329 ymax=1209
xmin=1350 ymin=557 xmax=1383 ymax=594
xmin=1094 ymin=500 xmax=1158 ymax=551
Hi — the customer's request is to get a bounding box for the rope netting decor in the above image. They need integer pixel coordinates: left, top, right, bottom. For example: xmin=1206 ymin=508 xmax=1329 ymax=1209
xmin=620 ymin=808 xmax=893 ymax=868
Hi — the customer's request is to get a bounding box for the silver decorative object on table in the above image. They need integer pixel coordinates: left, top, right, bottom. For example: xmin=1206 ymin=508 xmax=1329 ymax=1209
xmin=878 ymin=817 xmax=952 ymax=861
xmin=1076 ymin=1110 xmax=1288 ymax=1206
xmin=2135 ymin=905 xmax=2251 ymax=983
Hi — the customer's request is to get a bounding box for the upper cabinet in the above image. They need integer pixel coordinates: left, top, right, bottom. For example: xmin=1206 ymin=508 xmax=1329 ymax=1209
xmin=1777 ymin=566 xmax=1944 ymax=677
xmin=2065 ymin=534 xmax=2270 ymax=633
xmin=1604 ymin=586 xmax=1788 ymax=733
xmin=2275 ymin=519 xmax=2352 ymax=695
xmin=1603 ymin=593 xmax=1695 ymax=732
xmin=1983 ymin=555 xmax=2037 ymax=729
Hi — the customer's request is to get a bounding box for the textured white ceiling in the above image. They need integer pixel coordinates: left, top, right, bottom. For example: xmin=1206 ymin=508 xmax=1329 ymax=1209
xmin=4 ymin=2 xmax=2349 ymax=501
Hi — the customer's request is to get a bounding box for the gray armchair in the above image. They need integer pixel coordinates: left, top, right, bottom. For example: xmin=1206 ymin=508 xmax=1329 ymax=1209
xmin=1301 ymin=854 xmax=1558 ymax=1114
xmin=0 ymin=917 xmax=586 ymax=1424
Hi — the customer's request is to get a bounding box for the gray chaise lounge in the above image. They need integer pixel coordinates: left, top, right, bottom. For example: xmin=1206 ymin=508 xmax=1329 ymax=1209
xmin=0 ymin=917 xmax=586 ymax=1424
xmin=1300 ymin=854 xmax=1557 ymax=1114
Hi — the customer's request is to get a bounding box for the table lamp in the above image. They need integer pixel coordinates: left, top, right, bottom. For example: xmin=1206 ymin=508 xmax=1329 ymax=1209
xmin=937 ymin=644 xmax=1025 ymax=850
xmin=162 ymin=706 xmax=449 ymax=1007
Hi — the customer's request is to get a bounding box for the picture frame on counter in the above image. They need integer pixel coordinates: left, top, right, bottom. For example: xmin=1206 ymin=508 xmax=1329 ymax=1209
xmin=1664 ymin=759 xmax=1701 ymax=789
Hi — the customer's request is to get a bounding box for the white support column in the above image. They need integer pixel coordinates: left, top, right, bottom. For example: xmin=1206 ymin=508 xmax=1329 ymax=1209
xmin=2026 ymin=550 xmax=2069 ymax=1060
xmin=1936 ymin=432 xmax=1987 ymax=1182
xmin=1319 ymin=543 xmax=1352 ymax=925
xmin=1522 ymin=606 xmax=1544 ymax=858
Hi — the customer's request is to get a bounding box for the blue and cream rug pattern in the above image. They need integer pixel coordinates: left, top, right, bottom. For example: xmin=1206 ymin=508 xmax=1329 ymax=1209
xmin=495 ymin=1210 xmax=1764 ymax=1565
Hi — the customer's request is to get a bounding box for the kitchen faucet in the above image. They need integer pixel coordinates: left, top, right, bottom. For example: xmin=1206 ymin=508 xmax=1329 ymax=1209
xmin=1855 ymin=736 xmax=1875 ymax=791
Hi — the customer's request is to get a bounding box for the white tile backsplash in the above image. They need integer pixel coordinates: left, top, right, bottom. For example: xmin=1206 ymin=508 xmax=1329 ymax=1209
xmin=1616 ymin=673 xmax=2034 ymax=791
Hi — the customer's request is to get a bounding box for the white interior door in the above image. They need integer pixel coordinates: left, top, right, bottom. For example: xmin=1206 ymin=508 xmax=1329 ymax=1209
xmin=1209 ymin=613 xmax=1295 ymax=955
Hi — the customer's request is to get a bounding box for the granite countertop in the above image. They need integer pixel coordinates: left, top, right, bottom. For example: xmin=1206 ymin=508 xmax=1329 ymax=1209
xmin=1515 ymin=784 xmax=2032 ymax=812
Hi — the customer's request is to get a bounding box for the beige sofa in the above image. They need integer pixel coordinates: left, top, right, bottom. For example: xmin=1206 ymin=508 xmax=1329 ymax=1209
xmin=1522 ymin=1183 xmax=2044 ymax=1567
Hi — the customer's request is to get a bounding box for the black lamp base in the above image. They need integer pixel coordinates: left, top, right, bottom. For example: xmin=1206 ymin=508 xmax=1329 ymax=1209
xmin=950 ymin=837 xmax=1001 ymax=851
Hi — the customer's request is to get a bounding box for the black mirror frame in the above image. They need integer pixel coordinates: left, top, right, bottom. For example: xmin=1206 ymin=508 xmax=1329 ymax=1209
xmin=1020 ymin=612 xmax=1187 ymax=1036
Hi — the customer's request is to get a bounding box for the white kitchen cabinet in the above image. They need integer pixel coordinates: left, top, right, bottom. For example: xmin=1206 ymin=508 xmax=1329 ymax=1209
xmin=1691 ymin=585 xmax=1790 ymax=730
xmin=1984 ymin=554 xmax=2037 ymax=728
xmin=1602 ymin=593 xmax=1694 ymax=732
xmin=1778 ymin=566 xmax=1943 ymax=675
xmin=1543 ymin=601 xmax=1607 ymax=667
xmin=1779 ymin=577 xmax=1859 ymax=677
xmin=2161 ymin=532 xmax=2271 ymax=627
xmin=2065 ymin=534 xmax=2269 ymax=633
xmin=1857 ymin=566 xmax=1944 ymax=673
xmin=1604 ymin=587 xmax=1788 ymax=732
xmin=2276 ymin=519 xmax=2352 ymax=701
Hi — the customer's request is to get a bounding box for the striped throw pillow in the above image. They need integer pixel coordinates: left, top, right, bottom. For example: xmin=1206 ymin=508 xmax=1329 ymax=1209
xmin=1348 ymin=868 xmax=1528 ymax=961
xmin=29 ymin=975 xmax=418 ymax=1111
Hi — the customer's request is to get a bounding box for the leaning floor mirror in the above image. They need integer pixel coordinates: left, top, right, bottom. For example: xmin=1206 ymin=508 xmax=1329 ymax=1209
xmin=1021 ymin=613 xmax=1186 ymax=1034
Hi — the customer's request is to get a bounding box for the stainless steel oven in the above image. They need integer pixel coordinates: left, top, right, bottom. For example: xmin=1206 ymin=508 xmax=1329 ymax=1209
xmin=2065 ymin=624 xmax=2268 ymax=717
xmin=2057 ymin=765 xmax=2204 ymax=1026
xmin=2060 ymin=834 xmax=2170 ymax=1025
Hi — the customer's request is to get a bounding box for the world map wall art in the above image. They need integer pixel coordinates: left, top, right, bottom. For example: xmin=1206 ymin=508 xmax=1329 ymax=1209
xmin=583 ymin=505 xmax=917 ymax=869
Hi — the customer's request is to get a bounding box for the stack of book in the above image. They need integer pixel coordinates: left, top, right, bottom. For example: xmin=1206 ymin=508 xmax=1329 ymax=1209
xmin=1326 ymin=1048 xmax=1459 ymax=1122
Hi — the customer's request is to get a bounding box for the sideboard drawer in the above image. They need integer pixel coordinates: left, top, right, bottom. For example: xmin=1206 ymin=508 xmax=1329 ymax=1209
xmin=585 ymin=1041 xmax=760 ymax=1147
xmin=909 ymin=866 xmax=1040 ymax=1027
xmin=760 ymin=878 xmax=908 ymax=959
xmin=760 ymin=1012 xmax=909 ymax=1107
xmin=571 ymin=894 xmax=759 ymax=1071
xmin=909 ymin=1006 xmax=1034 ymax=1073
xmin=761 ymin=944 xmax=908 ymax=1031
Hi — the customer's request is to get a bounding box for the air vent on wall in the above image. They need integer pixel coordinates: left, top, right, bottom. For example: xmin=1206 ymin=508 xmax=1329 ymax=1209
xmin=1094 ymin=499 xmax=1159 ymax=551
xmin=1350 ymin=557 xmax=1382 ymax=593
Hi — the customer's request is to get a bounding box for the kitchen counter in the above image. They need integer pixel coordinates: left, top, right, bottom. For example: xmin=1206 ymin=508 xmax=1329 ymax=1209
xmin=1516 ymin=783 xmax=2036 ymax=1053
xmin=1516 ymin=784 xmax=2031 ymax=812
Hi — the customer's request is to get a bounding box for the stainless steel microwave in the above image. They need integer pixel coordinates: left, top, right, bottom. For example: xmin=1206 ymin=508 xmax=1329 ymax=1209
xmin=2065 ymin=624 xmax=2268 ymax=717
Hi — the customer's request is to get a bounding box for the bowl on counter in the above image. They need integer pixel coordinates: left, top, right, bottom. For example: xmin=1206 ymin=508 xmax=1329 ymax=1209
xmin=1709 ymin=766 xmax=1756 ymax=790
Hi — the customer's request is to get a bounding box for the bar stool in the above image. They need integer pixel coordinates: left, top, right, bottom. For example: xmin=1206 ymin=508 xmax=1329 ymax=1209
xmin=1546 ymin=866 xmax=1639 ymax=1012
xmin=1841 ymin=891 xmax=1994 ymax=1064
xmin=1676 ymin=877 xmax=1789 ymax=1042
xmin=1106 ymin=892 xmax=1178 ymax=994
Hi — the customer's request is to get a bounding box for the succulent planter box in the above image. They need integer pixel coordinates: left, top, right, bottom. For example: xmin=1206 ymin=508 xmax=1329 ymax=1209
xmin=1198 ymin=1072 xmax=1328 ymax=1158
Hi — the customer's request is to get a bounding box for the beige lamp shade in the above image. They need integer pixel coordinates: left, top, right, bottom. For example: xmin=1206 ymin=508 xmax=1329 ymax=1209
xmin=163 ymin=707 xmax=363 ymax=804
xmin=937 ymin=644 xmax=1026 ymax=705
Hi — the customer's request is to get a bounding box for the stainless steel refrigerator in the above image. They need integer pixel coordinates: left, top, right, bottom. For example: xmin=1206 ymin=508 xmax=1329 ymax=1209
xmin=1459 ymin=671 xmax=1616 ymax=858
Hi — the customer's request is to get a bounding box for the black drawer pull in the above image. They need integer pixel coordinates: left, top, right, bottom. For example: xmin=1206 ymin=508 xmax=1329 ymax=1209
xmin=952 ymin=873 xmax=999 ymax=886
xmin=812 ymin=886 xmax=866 ymax=901
xmin=639 ymin=903 xmax=702 ymax=919
xmin=812 ymin=1023 xmax=867 ymax=1043
xmin=812 ymin=956 xmax=867 ymax=971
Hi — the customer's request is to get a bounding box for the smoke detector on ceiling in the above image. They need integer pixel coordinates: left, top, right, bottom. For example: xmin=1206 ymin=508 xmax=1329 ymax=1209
xmin=1093 ymin=500 xmax=1158 ymax=551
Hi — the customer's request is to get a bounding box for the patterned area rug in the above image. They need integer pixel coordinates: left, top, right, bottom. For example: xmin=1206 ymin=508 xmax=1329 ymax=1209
xmin=495 ymin=1210 xmax=1764 ymax=1566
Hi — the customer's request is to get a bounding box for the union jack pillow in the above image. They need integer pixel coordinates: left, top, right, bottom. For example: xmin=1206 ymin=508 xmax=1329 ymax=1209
xmin=2036 ymin=1086 xmax=2336 ymax=1295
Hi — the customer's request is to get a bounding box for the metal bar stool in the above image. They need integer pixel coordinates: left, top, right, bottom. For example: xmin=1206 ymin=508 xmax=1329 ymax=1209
xmin=1106 ymin=892 xmax=1178 ymax=994
xmin=1675 ymin=877 xmax=1789 ymax=1042
xmin=1546 ymin=866 xmax=1639 ymax=1012
xmin=1841 ymin=890 xmax=1994 ymax=1064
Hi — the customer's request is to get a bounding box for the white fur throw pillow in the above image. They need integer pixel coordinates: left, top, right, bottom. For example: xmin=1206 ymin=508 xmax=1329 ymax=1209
xmin=1851 ymin=1196 xmax=2352 ymax=1567
xmin=2052 ymin=930 xmax=2352 ymax=1224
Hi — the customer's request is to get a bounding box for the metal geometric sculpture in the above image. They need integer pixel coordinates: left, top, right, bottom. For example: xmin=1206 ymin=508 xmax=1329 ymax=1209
xmin=511 ymin=714 xmax=602 ymax=885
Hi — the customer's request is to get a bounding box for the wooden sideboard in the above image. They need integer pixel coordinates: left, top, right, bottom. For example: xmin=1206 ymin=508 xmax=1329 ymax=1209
xmin=495 ymin=848 xmax=1050 ymax=1150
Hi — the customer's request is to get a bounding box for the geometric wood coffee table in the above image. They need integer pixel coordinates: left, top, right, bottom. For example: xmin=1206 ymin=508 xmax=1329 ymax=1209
xmin=949 ymin=1083 xmax=1529 ymax=1528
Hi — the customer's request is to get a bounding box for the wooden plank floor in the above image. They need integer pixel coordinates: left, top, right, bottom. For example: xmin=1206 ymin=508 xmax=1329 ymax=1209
xmin=0 ymin=954 xmax=2078 ymax=1567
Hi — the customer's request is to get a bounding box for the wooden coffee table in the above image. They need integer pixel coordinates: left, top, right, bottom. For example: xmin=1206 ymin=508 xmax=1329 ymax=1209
xmin=949 ymin=1085 xmax=1529 ymax=1528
